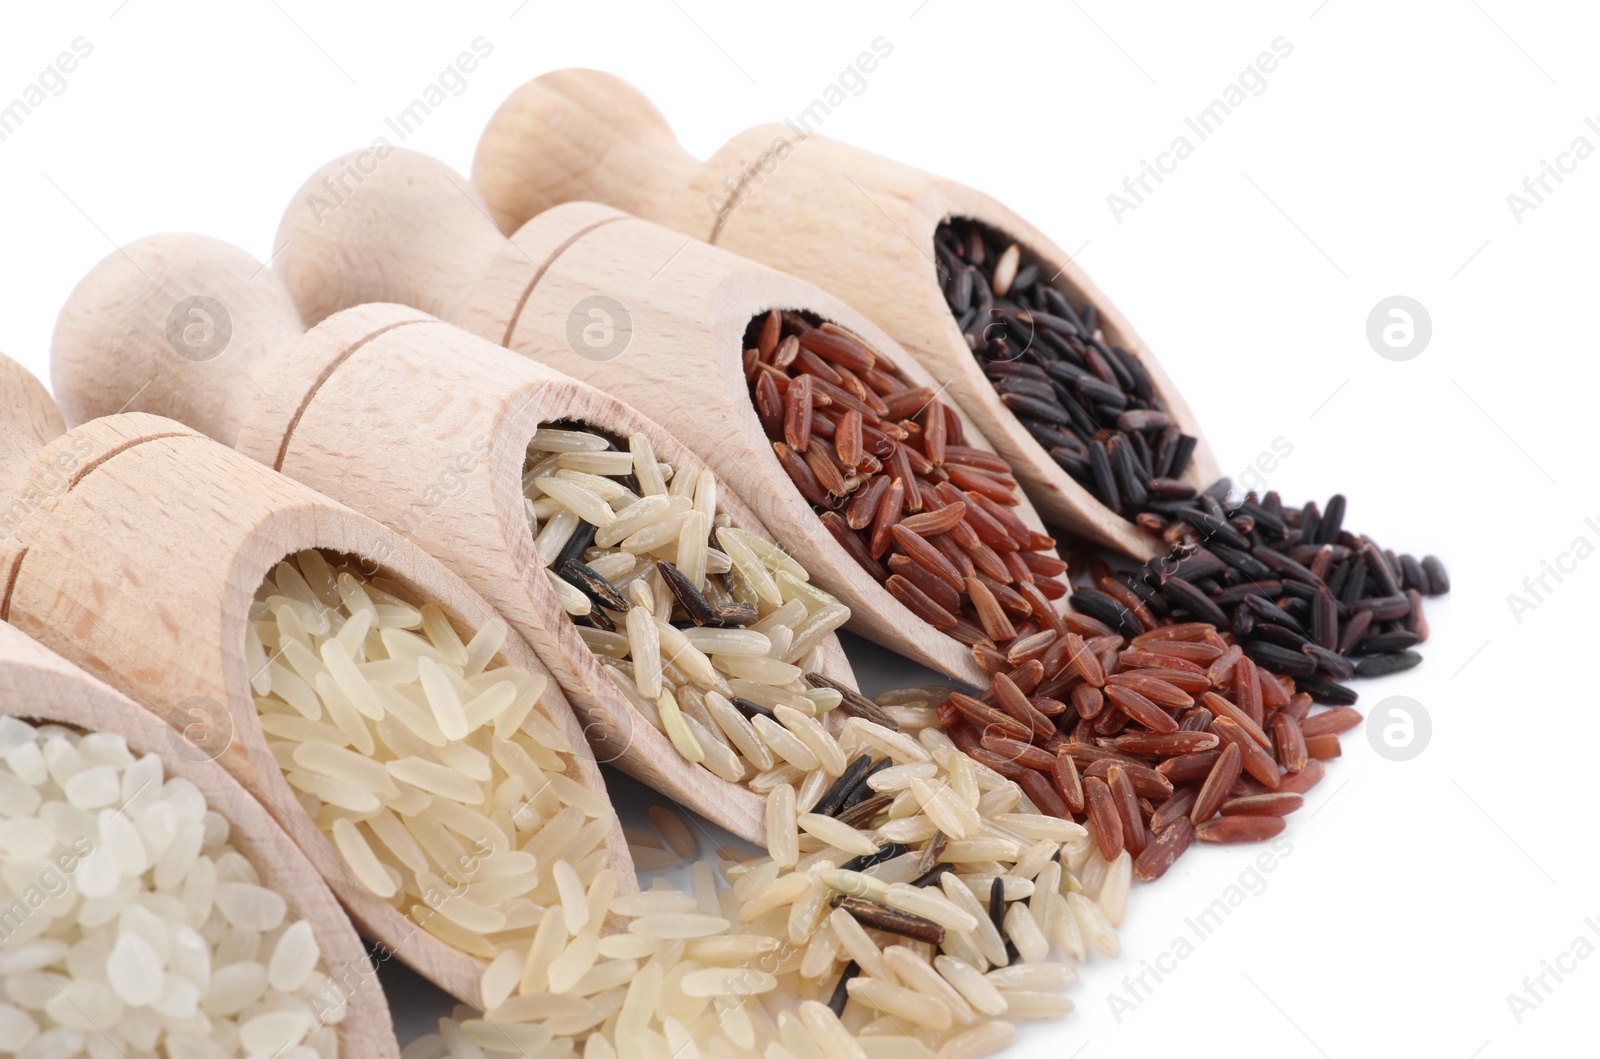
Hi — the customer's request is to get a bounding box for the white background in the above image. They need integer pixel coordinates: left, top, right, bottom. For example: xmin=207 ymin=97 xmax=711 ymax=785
xmin=1 ymin=1 xmax=1592 ymax=1056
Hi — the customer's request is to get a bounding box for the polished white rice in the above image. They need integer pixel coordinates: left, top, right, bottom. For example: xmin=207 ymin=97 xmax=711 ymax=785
xmin=0 ymin=718 xmax=340 ymax=1058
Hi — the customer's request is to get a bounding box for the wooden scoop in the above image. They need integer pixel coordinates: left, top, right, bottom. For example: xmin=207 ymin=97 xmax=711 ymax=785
xmin=470 ymin=69 xmax=1222 ymax=559
xmin=51 ymin=233 xmax=859 ymax=847
xmin=0 ymin=355 xmax=65 ymax=504
xmin=273 ymin=149 xmax=1070 ymax=686
xmin=0 ymin=374 xmax=628 ymax=1008
xmin=0 ymin=618 xmax=401 ymax=1057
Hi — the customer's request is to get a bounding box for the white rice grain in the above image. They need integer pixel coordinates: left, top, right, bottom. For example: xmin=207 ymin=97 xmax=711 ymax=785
xmin=767 ymin=783 xmax=799 ymax=868
xmin=795 ymin=814 xmax=880 ymax=857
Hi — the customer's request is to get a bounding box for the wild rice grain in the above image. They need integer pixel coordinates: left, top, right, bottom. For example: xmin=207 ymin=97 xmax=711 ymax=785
xmin=526 ymin=423 xmax=860 ymax=792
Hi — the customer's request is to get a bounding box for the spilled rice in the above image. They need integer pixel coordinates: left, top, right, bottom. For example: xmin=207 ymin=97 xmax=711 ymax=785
xmin=403 ymin=687 xmax=1123 ymax=1059
xmin=936 ymin=601 xmax=1368 ymax=879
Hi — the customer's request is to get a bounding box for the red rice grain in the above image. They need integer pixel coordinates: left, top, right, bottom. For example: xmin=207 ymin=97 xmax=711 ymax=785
xmin=745 ymin=310 xmax=1070 ymax=655
xmin=1196 ymin=816 xmax=1288 ymax=844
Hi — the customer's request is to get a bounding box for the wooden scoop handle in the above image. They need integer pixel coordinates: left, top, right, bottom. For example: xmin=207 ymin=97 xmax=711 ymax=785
xmin=472 ymin=68 xmax=700 ymax=238
xmin=0 ymin=411 xmax=529 ymax=1004
xmin=54 ymin=230 xmax=859 ymax=844
xmin=472 ymin=70 xmax=1230 ymax=560
xmin=275 ymin=148 xmax=509 ymax=328
xmin=51 ymin=233 xmax=304 ymax=442
xmin=53 ymin=229 xmax=442 ymax=464
xmin=272 ymin=151 xmax=1065 ymax=684
xmin=47 ymin=242 xmax=646 ymax=1000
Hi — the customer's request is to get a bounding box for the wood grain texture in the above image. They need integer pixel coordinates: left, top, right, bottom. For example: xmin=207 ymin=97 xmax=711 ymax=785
xmin=273 ymin=149 xmax=1071 ymax=686
xmin=0 ymin=406 xmax=623 ymax=1007
xmin=472 ymin=69 xmax=1221 ymax=559
xmin=276 ymin=146 xmax=504 ymax=330
xmin=0 ymin=620 xmax=401 ymax=1057
xmin=469 ymin=67 xmax=700 ymax=240
xmin=51 ymin=233 xmax=858 ymax=846
xmin=0 ymin=353 xmax=65 ymax=504
xmin=49 ymin=236 xmax=304 ymax=451
xmin=487 ymin=205 xmax=1063 ymax=685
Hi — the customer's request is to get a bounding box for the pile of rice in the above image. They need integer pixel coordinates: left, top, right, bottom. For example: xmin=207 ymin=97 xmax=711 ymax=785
xmin=244 ymin=458 xmax=1122 ymax=1058
xmin=524 ymin=424 xmax=853 ymax=789
xmin=249 ymin=551 xmax=614 ymax=961
xmin=0 ymin=718 xmax=343 ymax=1058
xmin=402 ymin=685 xmax=1120 ymax=1059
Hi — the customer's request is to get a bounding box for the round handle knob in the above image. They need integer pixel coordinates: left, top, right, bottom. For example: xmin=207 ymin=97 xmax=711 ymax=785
xmin=275 ymin=147 xmax=505 ymax=327
xmin=51 ymin=234 xmax=303 ymax=447
xmin=473 ymin=68 xmax=699 ymax=235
